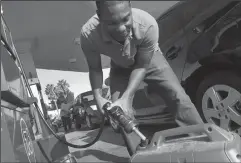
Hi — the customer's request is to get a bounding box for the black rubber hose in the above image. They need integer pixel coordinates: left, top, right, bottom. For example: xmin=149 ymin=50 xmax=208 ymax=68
xmin=13 ymin=43 xmax=105 ymax=148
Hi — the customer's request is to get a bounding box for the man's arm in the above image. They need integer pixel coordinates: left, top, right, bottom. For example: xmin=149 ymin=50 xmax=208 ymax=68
xmin=122 ymin=23 xmax=159 ymax=99
xmin=80 ymin=31 xmax=103 ymax=102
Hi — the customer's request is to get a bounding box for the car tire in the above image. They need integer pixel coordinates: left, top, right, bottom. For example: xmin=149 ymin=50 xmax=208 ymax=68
xmin=195 ymin=70 xmax=241 ymax=136
xmin=85 ymin=114 xmax=96 ymax=130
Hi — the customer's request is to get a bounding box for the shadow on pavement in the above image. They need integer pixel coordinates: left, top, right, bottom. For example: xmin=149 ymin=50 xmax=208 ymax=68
xmin=69 ymin=124 xmax=178 ymax=162
xmin=138 ymin=123 xmax=178 ymax=139
xmin=71 ymin=149 xmax=129 ymax=162
xmin=80 ymin=122 xmax=178 ymax=147
xmin=80 ymin=127 xmax=126 ymax=147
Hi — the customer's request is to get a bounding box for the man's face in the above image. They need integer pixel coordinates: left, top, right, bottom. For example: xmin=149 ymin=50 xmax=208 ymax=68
xmin=98 ymin=1 xmax=133 ymax=42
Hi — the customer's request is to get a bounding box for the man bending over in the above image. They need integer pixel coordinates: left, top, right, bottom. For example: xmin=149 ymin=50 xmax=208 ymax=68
xmin=80 ymin=1 xmax=203 ymax=155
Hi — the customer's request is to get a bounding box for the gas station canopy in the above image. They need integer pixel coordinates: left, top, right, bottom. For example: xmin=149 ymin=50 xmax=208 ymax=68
xmin=1 ymin=1 xmax=178 ymax=72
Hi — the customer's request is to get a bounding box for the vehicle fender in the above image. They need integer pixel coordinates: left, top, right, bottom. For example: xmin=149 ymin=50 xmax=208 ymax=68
xmin=183 ymin=53 xmax=241 ymax=102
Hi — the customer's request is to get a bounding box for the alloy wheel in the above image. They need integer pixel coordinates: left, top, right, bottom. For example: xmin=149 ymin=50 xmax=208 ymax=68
xmin=202 ymin=84 xmax=241 ymax=135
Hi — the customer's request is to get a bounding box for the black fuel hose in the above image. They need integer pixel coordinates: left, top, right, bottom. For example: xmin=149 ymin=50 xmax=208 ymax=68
xmin=13 ymin=44 xmax=105 ymax=149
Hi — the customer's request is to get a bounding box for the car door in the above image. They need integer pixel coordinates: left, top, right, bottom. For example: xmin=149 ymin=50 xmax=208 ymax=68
xmin=134 ymin=1 xmax=224 ymax=124
xmin=179 ymin=0 xmax=232 ymax=80
xmin=157 ymin=1 xmax=189 ymax=81
xmin=157 ymin=0 xmax=223 ymax=81
xmin=134 ymin=2 xmax=191 ymax=122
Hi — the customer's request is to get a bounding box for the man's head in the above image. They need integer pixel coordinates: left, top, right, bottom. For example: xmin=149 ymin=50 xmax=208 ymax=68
xmin=96 ymin=1 xmax=133 ymax=42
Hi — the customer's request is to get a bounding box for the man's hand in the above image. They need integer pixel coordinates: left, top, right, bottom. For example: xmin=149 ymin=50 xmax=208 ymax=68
xmin=110 ymin=96 xmax=135 ymax=120
xmin=96 ymin=96 xmax=112 ymax=115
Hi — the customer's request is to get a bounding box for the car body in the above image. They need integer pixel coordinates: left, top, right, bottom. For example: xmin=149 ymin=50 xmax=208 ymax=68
xmin=70 ymin=105 xmax=85 ymax=129
xmin=74 ymin=91 xmax=102 ymax=129
xmin=73 ymin=86 xmax=111 ymax=130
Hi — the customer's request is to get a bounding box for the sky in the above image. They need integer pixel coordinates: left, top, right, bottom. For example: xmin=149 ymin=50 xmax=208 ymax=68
xmin=36 ymin=68 xmax=110 ymax=104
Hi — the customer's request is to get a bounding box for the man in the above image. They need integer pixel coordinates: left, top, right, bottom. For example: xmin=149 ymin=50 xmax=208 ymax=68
xmin=81 ymin=1 xmax=204 ymax=155
xmin=60 ymin=99 xmax=72 ymax=133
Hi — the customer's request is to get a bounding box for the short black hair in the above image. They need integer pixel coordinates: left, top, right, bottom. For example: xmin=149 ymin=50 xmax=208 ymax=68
xmin=95 ymin=1 xmax=130 ymax=11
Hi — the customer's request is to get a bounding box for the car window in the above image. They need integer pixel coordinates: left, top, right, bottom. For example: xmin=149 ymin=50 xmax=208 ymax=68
xmin=157 ymin=1 xmax=184 ymax=45
xmin=81 ymin=94 xmax=94 ymax=102
xmin=203 ymin=1 xmax=241 ymax=32
xmin=157 ymin=0 xmax=221 ymax=45
xmin=178 ymin=0 xmax=220 ymax=28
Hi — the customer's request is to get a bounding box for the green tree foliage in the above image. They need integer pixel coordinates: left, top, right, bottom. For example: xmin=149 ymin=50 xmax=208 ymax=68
xmin=45 ymin=84 xmax=57 ymax=101
xmin=44 ymin=79 xmax=75 ymax=110
xmin=55 ymin=79 xmax=70 ymax=96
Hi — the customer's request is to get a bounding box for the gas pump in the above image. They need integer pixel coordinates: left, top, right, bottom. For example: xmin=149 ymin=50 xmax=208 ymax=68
xmin=1 ymin=6 xmax=108 ymax=162
xmin=1 ymin=9 xmax=76 ymax=162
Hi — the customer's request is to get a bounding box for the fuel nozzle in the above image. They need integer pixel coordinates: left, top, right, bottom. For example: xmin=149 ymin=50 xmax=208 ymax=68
xmin=108 ymin=106 xmax=136 ymax=134
xmin=102 ymin=103 xmax=147 ymax=141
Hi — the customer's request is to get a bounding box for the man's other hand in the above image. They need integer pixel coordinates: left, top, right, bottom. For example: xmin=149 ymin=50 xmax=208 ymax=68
xmin=96 ymin=96 xmax=112 ymax=115
xmin=110 ymin=97 xmax=135 ymax=120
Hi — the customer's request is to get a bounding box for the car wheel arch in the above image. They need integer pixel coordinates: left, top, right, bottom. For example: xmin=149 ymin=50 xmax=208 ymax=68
xmin=183 ymin=55 xmax=240 ymax=102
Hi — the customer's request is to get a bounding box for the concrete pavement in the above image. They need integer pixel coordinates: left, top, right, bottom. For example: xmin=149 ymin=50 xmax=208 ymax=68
xmin=66 ymin=126 xmax=129 ymax=162
xmin=65 ymin=123 xmax=177 ymax=162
